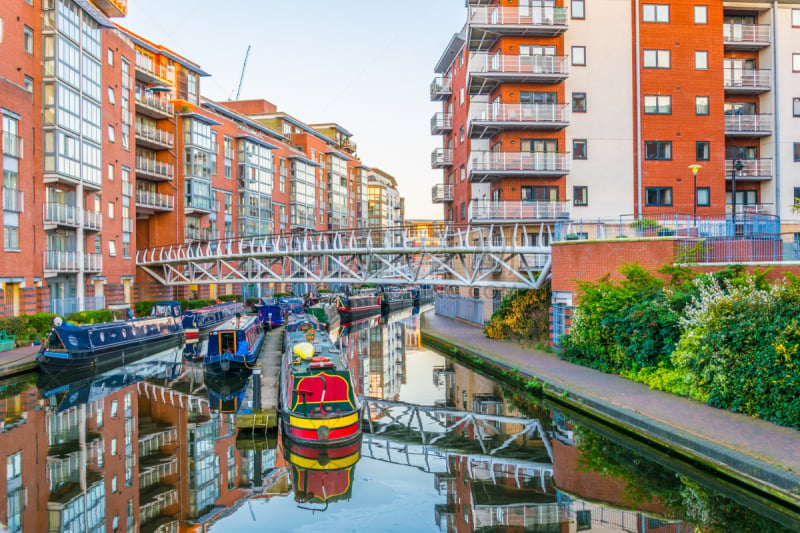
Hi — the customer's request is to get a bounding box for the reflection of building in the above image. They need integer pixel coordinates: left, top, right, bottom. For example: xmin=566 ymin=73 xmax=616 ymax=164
xmin=366 ymin=317 xmax=406 ymax=400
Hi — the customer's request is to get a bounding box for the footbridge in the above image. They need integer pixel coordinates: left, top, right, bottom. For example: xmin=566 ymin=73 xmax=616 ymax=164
xmin=135 ymin=224 xmax=553 ymax=290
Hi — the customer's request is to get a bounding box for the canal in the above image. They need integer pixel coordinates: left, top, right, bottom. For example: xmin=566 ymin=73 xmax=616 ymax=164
xmin=0 ymin=307 xmax=797 ymax=532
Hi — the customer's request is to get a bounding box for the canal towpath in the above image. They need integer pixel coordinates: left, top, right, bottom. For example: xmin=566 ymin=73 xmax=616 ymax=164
xmin=0 ymin=344 xmax=40 ymax=379
xmin=421 ymin=311 xmax=800 ymax=500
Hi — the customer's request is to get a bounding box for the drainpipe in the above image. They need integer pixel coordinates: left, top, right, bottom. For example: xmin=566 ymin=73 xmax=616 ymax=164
xmin=634 ymin=0 xmax=643 ymax=217
xmin=77 ymin=182 xmax=85 ymax=312
xmin=772 ymin=1 xmax=781 ymax=218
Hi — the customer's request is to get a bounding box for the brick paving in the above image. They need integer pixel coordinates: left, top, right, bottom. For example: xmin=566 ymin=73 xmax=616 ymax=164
xmin=422 ymin=312 xmax=800 ymax=479
xmin=0 ymin=344 xmax=39 ymax=378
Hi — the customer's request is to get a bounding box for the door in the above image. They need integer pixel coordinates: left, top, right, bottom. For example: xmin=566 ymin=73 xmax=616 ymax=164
xmin=724 ymin=58 xmax=757 ymax=87
xmin=519 ymin=45 xmax=557 ymax=73
xmin=521 ymin=138 xmax=558 ymax=170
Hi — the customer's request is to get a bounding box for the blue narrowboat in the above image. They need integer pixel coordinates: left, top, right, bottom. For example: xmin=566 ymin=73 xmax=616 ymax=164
xmin=280 ymin=297 xmax=305 ymax=316
xmin=204 ymin=368 xmax=252 ymax=413
xmin=254 ymin=297 xmax=286 ymax=328
xmin=204 ymin=313 xmax=265 ymax=373
xmin=37 ymin=301 xmax=185 ymax=374
xmin=183 ymin=301 xmax=245 ymax=360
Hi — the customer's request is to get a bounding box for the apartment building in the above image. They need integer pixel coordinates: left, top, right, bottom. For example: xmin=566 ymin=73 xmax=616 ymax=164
xmin=368 ymin=167 xmax=405 ymax=229
xmin=432 ymin=0 xmax=800 ymax=224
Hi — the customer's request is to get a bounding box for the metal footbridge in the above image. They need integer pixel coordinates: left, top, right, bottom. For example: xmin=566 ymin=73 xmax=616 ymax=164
xmin=135 ymin=224 xmax=552 ymax=289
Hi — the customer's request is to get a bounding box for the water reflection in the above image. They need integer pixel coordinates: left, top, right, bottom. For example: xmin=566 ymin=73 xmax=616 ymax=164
xmin=0 ymin=307 xmax=794 ymax=532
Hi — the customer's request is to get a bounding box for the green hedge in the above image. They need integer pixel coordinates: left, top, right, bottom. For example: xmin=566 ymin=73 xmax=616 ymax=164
xmin=0 ymin=312 xmax=65 ymax=346
xmin=217 ymin=294 xmax=242 ymax=302
xmin=67 ymin=309 xmax=116 ymax=325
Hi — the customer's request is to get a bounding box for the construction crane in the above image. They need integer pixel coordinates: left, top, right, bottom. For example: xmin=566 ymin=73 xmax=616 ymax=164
xmin=233 ymin=45 xmax=251 ymax=101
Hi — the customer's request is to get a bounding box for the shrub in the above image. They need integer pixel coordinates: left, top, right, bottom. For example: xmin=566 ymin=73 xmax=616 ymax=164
xmin=25 ymin=313 xmax=62 ymax=335
xmin=0 ymin=317 xmax=27 ymax=337
xmin=135 ymin=300 xmax=157 ymax=317
xmin=484 ymin=286 xmax=552 ymax=343
xmin=218 ymin=294 xmax=242 ymax=302
xmin=67 ymin=309 xmax=116 ymax=325
xmin=629 ymin=218 xmax=660 ymax=230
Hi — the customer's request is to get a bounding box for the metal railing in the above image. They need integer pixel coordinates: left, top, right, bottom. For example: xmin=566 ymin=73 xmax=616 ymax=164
xmin=723 ymin=23 xmax=770 ymax=45
xmin=84 ymin=210 xmax=102 ymax=231
xmin=2 ymin=188 xmax=23 ymax=212
xmin=1 ymin=132 xmax=22 ymax=158
xmin=185 ymin=227 xmax=213 ymax=241
xmin=468 ymin=53 xmax=569 ymax=76
xmin=136 ymin=156 xmax=175 ymax=180
xmin=469 ymin=103 xmax=570 ymax=125
xmin=725 ymin=158 xmax=772 ymax=179
xmin=430 ymin=112 xmax=453 ymax=134
xmin=136 ymin=189 xmax=175 ymax=210
xmin=135 ymin=122 xmax=175 ymax=147
xmin=432 ymin=183 xmax=454 ymax=203
xmin=723 ymin=68 xmax=771 ymax=90
xmin=434 ymin=294 xmax=485 ymax=325
xmin=431 ymin=148 xmax=453 ymax=167
xmin=134 ymin=85 xmax=174 ymax=116
xmin=468 ymin=5 xmax=568 ymax=27
xmin=469 ymin=200 xmax=571 ymax=221
xmin=676 ymin=235 xmax=786 ymax=263
xmin=468 ymin=151 xmax=570 ymax=174
xmin=430 ymin=76 xmax=452 ymax=99
xmin=135 ymin=50 xmax=175 ymax=83
xmin=43 ymin=203 xmax=80 ymax=227
xmin=724 ymin=113 xmax=772 ymax=134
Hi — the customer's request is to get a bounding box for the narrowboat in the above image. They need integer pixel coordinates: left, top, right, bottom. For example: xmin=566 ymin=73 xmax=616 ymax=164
xmin=280 ymin=297 xmax=305 ymax=316
xmin=280 ymin=319 xmax=361 ymax=445
xmin=204 ymin=313 xmax=265 ymax=373
xmin=183 ymin=301 xmax=245 ymax=360
xmin=37 ymin=301 xmax=185 ymax=374
xmin=335 ymin=292 xmax=381 ymax=323
xmin=412 ymin=286 xmax=435 ymax=306
xmin=379 ymin=288 xmax=415 ymax=314
xmin=254 ymin=297 xmax=286 ymax=328
xmin=283 ymin=434 xmax=362 ymax=510
xmin=204 ymin=368 xmax=252 ymax=413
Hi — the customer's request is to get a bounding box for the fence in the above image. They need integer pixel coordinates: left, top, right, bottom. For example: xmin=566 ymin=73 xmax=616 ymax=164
xmin=434 ymin=294 xmax=485 ymax=325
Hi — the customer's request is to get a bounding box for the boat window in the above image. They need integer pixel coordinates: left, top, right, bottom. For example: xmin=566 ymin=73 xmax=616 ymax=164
xmin=219 ymin=332 xmax=236 ymax=354
xmin=47 ymin=331 xmax=66 ymax=350
xmin=151 ymin=304 xmax=170 ymax=316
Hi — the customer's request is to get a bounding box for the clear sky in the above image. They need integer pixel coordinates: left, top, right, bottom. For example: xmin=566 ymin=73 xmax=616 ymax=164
xmin=121 ymin=0 xmax=466 ymax=220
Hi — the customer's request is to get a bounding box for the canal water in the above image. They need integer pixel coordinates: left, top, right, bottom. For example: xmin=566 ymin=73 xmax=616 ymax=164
xmin=0 ymin=307 xmax=797 ymax=532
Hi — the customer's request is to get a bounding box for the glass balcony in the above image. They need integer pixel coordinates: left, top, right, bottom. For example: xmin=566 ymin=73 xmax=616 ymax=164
xmin=43 ymin=251 xmax=103 ymax=273
xmin=134 ymin=85 xmax=174 ymax=119
xmin=468 ymin=151 xmax=570 ymax=182
xmin=431 ymin=148 xmax=454 ymax=168
xmin=135 ymin=122 xmax=174 ymax=150
xmin=723 ymin=68 xmax=771 ymax=94
xmin=1 ymin=132 xmax=22 ymax=158
xmin=43 ymin=203 xmax=80 ymax=229
xmin=467 ymin=5 xmax=568 ymax=50
xmin=468 ymin=200 xmax=571 ymax=221
xmin=467 ymin=53 xmax=568 ymax=94
xmin=136 ymin=189 xmax=175 ymax=214
xmin=431 ymin=183 xmax=454 ymax=203
xmin=726 ymin=158 xmax=772 ymax=181
xmin=723 ymin=23 xmax=770 ymax=50
xmin=136 ymin=156 xmax=175 ymax=182
xmin=2 ymin=188 xmax=23 ymax=213
xmin=430 ymin=112 xmax=453 ymax=135
xmin=185 ymin=195 xmax=213 ymax=215
xmin=134 ymin=50 xmax=175 ymax=85
xmin=84 ymin=211 xmax=102 ymax=232
xmin=468 ymin=103 xmax=569 ymax=137
xmin=184 ymin=226 xmax=213 ymax=242
xmin=430 ymin=76 xmax=452 ymax=101
xmin=724 ymin=113 xmax=772 ymax=136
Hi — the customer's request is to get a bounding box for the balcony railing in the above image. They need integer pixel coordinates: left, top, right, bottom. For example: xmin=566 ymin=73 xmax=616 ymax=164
xmin=430 ymin=112 xmax=453 ymax=135
xmin=134 ymin=51 xmax=175 ymax=84
xmin=184 ymin=227 xmax=213 ymax=242
xmin=134 ymin=123 xmax=174 ymax=149
xmin=468 ymin=151 xmax=570 ymax=180
xmin=136 ymin=189 xmax=175 ymax=211
xmin=43 ymin=251 xmax=103 ymax=273
xmin=468 ymin=200 xmax=571 ymax=221
xmin=43 ymin=203 xmax=80 ymax=228
xmin=431 ymin=148 xmax=454 ymax=168
xmin=468 ymin=103 xmax=569 ymax=136
xmin=2 ymin=188 xmax=23 ymax=213
xmin=724 ymin=113 xmax=772 ymax=135
xmin=185 ymin=196 xmax=213 ymax=214
xmin=723 ymin=68 xmax=771 ymax=93
xmin=468 ymin=5 xmax=568 ymax=28
xmin=1 ymin=132 xmax=22 ymax=158
xmin=726 ymin=158 xmax=773 ymax=180
xmin=136 ymin=156 xmax=174 ymax=181
xmin=467 ymin=53 xmax=569 ymax=91
xmin=84 ymin=210 xmax=102 ymax=231
xmin=134 ymin=85 xmax=174 ymax=118
xmin=723 ymin=23 xmax=770 ymax=48
xmin=430 ymin=76 xmax=452 ymax=100
xmin=432 ymin=183 xmax=454 ymax=204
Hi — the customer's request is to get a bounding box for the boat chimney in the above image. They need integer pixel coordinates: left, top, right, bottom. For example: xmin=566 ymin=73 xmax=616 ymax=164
xmin=236 ymin=312 xmax=241 ymax=329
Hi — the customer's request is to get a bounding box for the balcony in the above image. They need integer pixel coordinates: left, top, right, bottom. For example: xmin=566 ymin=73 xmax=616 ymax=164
xmin=468 ymin=200 xmax=571 ymax=221
xmin=84 ymin=211 xmax=102 ymax=232
xmin=723 ymin=23 xmax=770 ymax=50
xmin=134 ymin=85 xmax=174 ymax=119
xmin=2 ymin=188 xmax=23 ymax=213
xmin=184 ymin=226 xmax=213 ymax=242
xmin=724 ymin=68 xmax=771 ymax=94
xmin=43 ymin=203 xmax=80 ymax=229
xmin=91 ymin=0 xmax=127 ymax=18
xmin=43 ymin=251 xmax=103 ymax=274
xmin=468 ymin=151 xmax=570 ymax=182
xmin=432 ymin=183 xmax=454 ymax=203
xmin=1 ymin=132 xmax=22 ymax=158
xmin=726 ymin=158 xmax=772 ymax=181
xmin=184 ymin=196 xmax=213 ymax=215
xmin=431 ymin=148 xmax=454 ymax=168
xmin=134 ymin=50 xmax=175 ymax=86
xmin=468 ymin=103 xmax=569 ymax=138
xmin=467 ymin=5 xmax=568 ymax=51
xmin=724 ymin=113 xmax=772 ymax=137
xmin=135 ymin=123 xmax=174 ymax=150
xmin=430 ymin=76 xmax=452 ymax=101
xmin=430 ymin=112 xmax=453 ymax=135
xmin=136 ymin=189 xmax=175 ymax=215
xmin=136 ymin=156 xmax=174 ymax=182
xmin=467 ymin=53 xmax=568 ymax=94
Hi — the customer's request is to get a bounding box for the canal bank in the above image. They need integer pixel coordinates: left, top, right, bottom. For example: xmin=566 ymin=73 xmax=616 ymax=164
xmin=420 ymin=311 xmax=800 ymax=516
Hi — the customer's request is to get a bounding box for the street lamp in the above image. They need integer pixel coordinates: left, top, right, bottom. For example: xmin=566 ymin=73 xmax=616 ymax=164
xmin=688 ymin=164 xmax=702 ymax=225
xmin=731 ymin=157 xmax=744 ymax=234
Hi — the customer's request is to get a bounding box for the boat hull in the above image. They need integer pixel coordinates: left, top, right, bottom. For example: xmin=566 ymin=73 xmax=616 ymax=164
xmin=204 ymin=331 xmax=265 ymax=374
xmin=280 ymin=408 xmax=362 ymax=445
xmin=337 ymin=305 xmax=380 ymax=323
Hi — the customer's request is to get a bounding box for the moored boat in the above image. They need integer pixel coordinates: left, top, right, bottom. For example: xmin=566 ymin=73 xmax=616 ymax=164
xmin=412 ymin=286 xmax=435 ymax=306
xmin=204 ymin=313 xmax=265 ymax=374
xmin=183 ymin=301 xmax=245 ymax=360
xmin=280 ymin=296 xmax=305 ymax=316
xmin=205 ymin=368 xmax=252 ymax=413
xmin=254 ymin=297 xmax=286 ymax=328
xmin=37 ymin=301 xmax=185 ymax=374
xmin=379 ymin=287 xmax=415 ymax=314
xmin=334 ymin=292 xmax=381 ymax=323
xmin=280 ymin=319 xmax=361 ymax=445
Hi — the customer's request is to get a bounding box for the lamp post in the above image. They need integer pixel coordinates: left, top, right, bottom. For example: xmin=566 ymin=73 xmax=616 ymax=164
xmin=731 ymin=158 xmax=744 ymax=234
xmin=688 ymin=164 xmax=702 ymax=225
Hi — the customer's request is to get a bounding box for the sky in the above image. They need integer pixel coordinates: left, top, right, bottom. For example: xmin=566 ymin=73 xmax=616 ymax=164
xmin=121 ymin=0 xmax=467 ymax=220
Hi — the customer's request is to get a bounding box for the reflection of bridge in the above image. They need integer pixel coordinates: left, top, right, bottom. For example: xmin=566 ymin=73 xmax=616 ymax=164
xmin=136 ymin=224 xmax=552 ymax=289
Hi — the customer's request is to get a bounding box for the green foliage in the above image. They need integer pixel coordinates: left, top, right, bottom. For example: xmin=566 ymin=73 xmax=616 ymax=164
xmin=135 ymin=300 xmax=157 ymax=317
xmin=67 ymin=309 xmax=116 ymax=325
xmin=0 ymin=317 xmax=28 ymax=338
xmin=25 ymin=313 xmax=62 ymax=335
xmin=274 ymin=292 xmax=292 ymax=297
xmin=484 ymin=286 xmax=552 ymax=343
xmin=217 ymin=294 xmax=242 ymax=302
xmin=629 ymin=218 xmax=660 ymax=230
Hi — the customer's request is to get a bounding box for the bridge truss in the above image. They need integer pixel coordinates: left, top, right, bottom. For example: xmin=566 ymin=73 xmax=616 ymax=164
xmin=135 ymin=224 xmax=552 ymax=289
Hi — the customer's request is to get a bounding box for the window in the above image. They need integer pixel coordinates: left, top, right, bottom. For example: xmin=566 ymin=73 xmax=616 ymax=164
xmin=644 ymin=95 xmax=671 ymax=114
xmin=697 ymin=187 xmax=710 ymax=207
xmin=572 ymin=92 xmax=587 ymax=112
xmin=794 ymin=187 xmax=800 ymax=205
xmin=795 ymin=98 xmax=800 ymax=117
xmin=107 ymin=48 xmax=114 ymax=65
xmin=571 ymin=46 xmax=586 ymax=66
xmin=794 ymin=54 xmax=800 ymax=72
xmin=573 ymin=186 xmax=588 ymax=206
xmin=109 ymin=240 xmax=116 ymax=257
xmin=644 ymin=141 xmax=672 ymax=160
xmin=111 ymin=438 xmax=118 ymax=455
xmin=573 ymin=139 xmax=587 ymax=159
xmin=794 ymin=143 xmax=800 ymax=161
xmin=460 ymin=202 xmax=465 ymax=220
xmin=107 ymin=86 xmax=115 ymax=105
xmin=459 ymin=88 xmax=465 ymax=106
xmin=24 ymin=26 xmax=33 ymax=54
xmin=108 ymin=201 xmax=115 ymax=219
xmin=108 ymin=163 xmax=114 ymax=181
xmin=24 ymin=76 xmax=33 ymax=93
xmin=696 ymin=141 xmax=710 ymax=160
xmin=645 ymin=187 xmax=673 ymax=206
xmin=460 ymin=164 xmax=465 ymax=182
xmin=696 ymin=96 xmax=710 ymax=115
xmin=459 ymin=126 xmax=464 ymax=143
xmin=108 ymin=125 xmax=115 ymax=143
xmin=111 ymin=400 xmax=118 ymax=417
xmin=521 ymin=186 xmax=558 ymax=201
xmin=458 ymin=50 xmax=463 ymax=67
xmin=695 ymin=51 xmax=709 ymax=70
xmin=694 ymin=5 xmax=707 ymax=24
xmin=643 ymin=49 xmax=670 ymax=68
xmin=111 ymin=476 xmax=117 ymax=493
xmin=571 ymin=0 xmax=585 ymax=19
xmin=793 ymin=9 xmax=800 ymax=27
xmin=643 ymin=4 xmax=670 ymax=22
xmin=3 ymin=226 xmax=19 ymax=251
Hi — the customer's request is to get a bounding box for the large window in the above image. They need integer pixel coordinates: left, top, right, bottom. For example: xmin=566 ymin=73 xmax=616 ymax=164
xmin=695 ymin=50 xmax=709 ymax=70
xmin=571 ymin=46 xmax=586 ymax=66
xmin=696 ymin=96 xmax=710 ymax=115
xmin=643 ymin=3 xmax=670 ymax=22
xmin=643 ymin=49 xmax=670 ymax=68
xmin=645 ymin=187 xmax=672 ymax=206
xmin=697 ymin=187 xmax=710 ymax=207
xmin=695 ymin=5 xmax=708 ymax=24
xmin=571 ymin=0 xmax=585 ymax=19
xmin=521 ymin=186 xmax=558 ymax=202
xmin=644 ymin=141 xmax=672 ymax=160
xmin=644 ymin=95 xmax=671 ymax=114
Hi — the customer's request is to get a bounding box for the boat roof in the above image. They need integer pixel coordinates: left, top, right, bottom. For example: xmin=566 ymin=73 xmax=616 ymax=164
xmin=209 ymin=314 xmax=259 ymax=332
